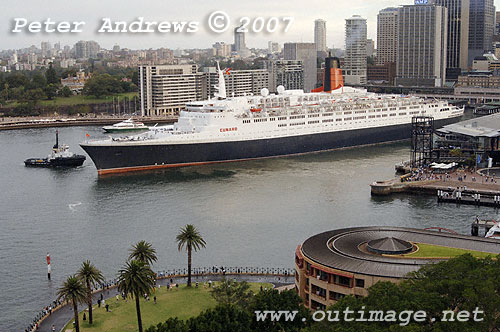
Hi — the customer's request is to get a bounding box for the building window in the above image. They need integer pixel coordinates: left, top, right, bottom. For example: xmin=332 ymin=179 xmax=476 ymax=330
xmin=355 ymin=278 xmax=365 ymax=288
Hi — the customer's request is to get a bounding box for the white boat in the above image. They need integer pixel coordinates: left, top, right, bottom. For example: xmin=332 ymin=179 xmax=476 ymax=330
xmin=102 ymin=119 xmax=149 ymax=133
xmin=486 ymin=223 xmax=500 ymax=240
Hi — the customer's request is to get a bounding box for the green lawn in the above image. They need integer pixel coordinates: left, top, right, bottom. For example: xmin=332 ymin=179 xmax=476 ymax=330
xmin=64 ymin=282 xmax=271 ymax=332
xmin=2 ymin=92 xmax=138 ymax=108
xmin=406 ymin=243 xmax=497 ymax=259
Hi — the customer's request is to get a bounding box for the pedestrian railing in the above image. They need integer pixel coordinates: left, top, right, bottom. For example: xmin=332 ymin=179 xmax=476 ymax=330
xmin=27 ymin=266 xmax=294 ymax=332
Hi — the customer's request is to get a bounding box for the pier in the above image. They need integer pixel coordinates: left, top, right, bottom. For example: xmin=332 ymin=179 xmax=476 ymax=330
xmin=371 ymin=170 xmax=500 ymax=202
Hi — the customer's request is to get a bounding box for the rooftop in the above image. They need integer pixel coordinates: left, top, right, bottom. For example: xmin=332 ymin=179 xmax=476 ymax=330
xmin=438 ymin=113 xmax=500 ymax=138
xmin=301 ymin=226 xmax=500 ymax=278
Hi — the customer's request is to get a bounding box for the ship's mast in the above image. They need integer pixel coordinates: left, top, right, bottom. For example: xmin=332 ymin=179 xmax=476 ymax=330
xmin=53 ymin=130 xmax=59 ymax=149
xmin=214 ymin=61 xmax=226 ymax=100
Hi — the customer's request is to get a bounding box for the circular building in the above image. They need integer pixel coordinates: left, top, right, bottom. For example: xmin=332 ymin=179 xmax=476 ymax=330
xmin=294 ymin=226 xmax=500 ymax=310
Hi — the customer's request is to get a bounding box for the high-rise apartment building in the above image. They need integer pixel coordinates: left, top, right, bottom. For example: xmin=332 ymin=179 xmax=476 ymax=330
xmin=212 ymin=42 xmax=232 ymax=57
xmin=377 ymin=8 xmax=399 ymax=66
xmin=268 ymin=41 xmax=280 ymax=54
xmin=74 ymin=40 xmax=101 ymax=59
xmin=283 ymin=43 xmax=317 ymax=92
xmin=396 ymin=4 xmax=448 ymax=87
xmin=41 ymin=42 xmax=51 ymax=58
xmin=264 ymin=60 xmax=304 ymax=92
xmin=138 ymin=64 xmax=206 ymax=116
xmin=344 ymin=15 xmax=367 ymax=85
xmin=469 ymin=0 xmax=495 ymax=64
xmin=428 ymin=0 xmax=469 ymax=76
xmin=314 ymin=19 xmax=327 ymax=54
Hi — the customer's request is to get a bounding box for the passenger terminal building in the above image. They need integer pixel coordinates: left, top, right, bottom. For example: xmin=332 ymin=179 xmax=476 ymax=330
xmin=295 ymin=226 xmax=500 ymax=310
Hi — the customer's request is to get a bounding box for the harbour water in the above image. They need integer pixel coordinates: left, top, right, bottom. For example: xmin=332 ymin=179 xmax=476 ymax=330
xmin=1 ymin=126 xmax=497 ymax=331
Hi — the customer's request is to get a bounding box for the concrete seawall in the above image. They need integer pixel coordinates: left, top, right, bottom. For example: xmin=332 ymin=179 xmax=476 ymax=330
xmin=0 ymin=116 xmax=177 ymax=131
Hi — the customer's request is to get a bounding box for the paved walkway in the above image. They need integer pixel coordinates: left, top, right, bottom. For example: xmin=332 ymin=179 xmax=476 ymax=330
xmin=36 ymin=273 xmax=294 ymax=332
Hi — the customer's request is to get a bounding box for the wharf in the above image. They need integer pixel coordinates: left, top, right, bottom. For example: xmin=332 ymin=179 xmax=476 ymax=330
xmin=0 ymin=116 xmax=177 ymax=130
xmin=371 ymin=171 xmax=500 ymax=204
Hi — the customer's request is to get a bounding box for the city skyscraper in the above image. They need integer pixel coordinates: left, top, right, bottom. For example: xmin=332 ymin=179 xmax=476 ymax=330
xmin=396 ymin=4 xmax=448 ymax=87
xmin=469 ymin=0 xmax=495 ymax=64
xmin=283 ymin=43 xmax=317 ymax=92
xmin=428 ymin=0 xmax=470 ymax=77
xmin=314 ymin=19 xmax=327 ymax=55
xmin=234 ymin=26 xmax=246 ymax=52
xmin=40 ymin=41 xmax=51 ymax=58
xmin=377 ymin=7 xmax=399 ymax=66
xmin=344 ymin=15 xmax=367 ymax=85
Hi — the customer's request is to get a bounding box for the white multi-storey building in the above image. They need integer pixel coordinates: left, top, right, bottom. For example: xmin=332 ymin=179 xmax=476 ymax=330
xmin=138 ymin=64 xmax=206 ymax=116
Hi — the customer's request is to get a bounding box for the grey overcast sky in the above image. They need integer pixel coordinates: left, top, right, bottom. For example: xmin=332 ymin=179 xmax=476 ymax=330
xmin=2 ymin=0 xmax=500 ymax=50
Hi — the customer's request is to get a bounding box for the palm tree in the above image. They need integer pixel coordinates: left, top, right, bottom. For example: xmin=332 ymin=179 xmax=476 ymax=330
xmin=77 ymin=260 xmax=104 ymax=325
xmin=57 ymin=275 xmax=87 ymax=332
xmin=118 ymin=260 xmax=155 ymax=332
xmin=176 ymin=224 xmax=206 ymax=287
xmin=129 ymin=240 xmax=157 ymax=265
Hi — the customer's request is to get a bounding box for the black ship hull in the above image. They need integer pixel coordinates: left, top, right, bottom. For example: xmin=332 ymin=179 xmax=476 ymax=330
xmin=24 ymin=155 xmax=86 ymax=167
xmin=81 ymin=117 xmax=459 ymax=175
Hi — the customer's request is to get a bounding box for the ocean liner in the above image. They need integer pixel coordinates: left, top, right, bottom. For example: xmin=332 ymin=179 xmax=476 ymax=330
xmin=81 ymin=57 xmax=464 ymax=175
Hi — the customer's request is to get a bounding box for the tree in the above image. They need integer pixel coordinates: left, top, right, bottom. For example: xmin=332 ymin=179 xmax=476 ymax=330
xmin=46 ymin=63 xmax=58 ymax=85
xmin=77 ymin=260 xmax=104 ymax=325
xmin=248 ymin=289 xmax=311 ymax=332
xmin=118 ymin=260 xmax=156 ymax=332
xmin=29 ymin=73 xmax=47 ymax=90
xmin=187 ymin=305 xmax=252 ymax=332
xmin=145 ymin=318 xmax=189 ymax=332
xmin=59 ymin=86 xmax=72 ymax=97
xmin=176 ymin=224 xmax=206 ymax=287
xmin=210 ymin=278 xmax=253 ymax=307
xmin=83 ymin=74 xmax=124 ymax=98
xmin=23 ymin=88 xmax=46 ymax=106
xmin=44 ymin=84 xmax=58 ymax=100
xmin=57 ymin=275 xmax=87 ymax=332
xmin=129 ymin=240 xmax=158 ymax=266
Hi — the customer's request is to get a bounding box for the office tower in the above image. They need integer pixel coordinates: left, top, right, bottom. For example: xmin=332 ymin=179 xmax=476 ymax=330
xmin=283 ymin=43 xmax=317 ymax=92
xmin=234 ymin=26 xmax=246 ymax=52
xmin=396 ymin=5 xmax=448 ymax=87
xmin=344 ymin=15 xmax=367 ymax=85
xmin=428 ymin=0 xmax=470 ymax=77
xmin=264 ymin=60 xmax=304 ymax=91
xmin=314 ymin=19 xmax=327 ymax=54
xmin=469 ymin=0 xmax=495 ymax=64
xmin=377 ymin=8 xmax=399 ymax=65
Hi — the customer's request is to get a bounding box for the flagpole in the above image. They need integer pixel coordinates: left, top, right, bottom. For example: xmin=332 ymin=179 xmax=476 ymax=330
xmin=47 ymin=253 xmax=51 ymax=280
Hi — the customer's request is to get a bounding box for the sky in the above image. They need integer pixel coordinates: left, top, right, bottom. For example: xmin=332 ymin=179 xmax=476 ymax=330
xmin=2 ymin=0 xmax=500 ymax=51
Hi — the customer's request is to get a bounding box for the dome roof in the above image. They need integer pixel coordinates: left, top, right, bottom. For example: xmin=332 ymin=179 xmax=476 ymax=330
xmin=367 ymin=237 xmax=413 ymax=255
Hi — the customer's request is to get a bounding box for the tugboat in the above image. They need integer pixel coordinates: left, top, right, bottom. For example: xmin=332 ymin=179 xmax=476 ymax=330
xmin=102 ymin=118 xmax=149 ymax=133
xmin=24 ymin=131 xmax=86 ymax=167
